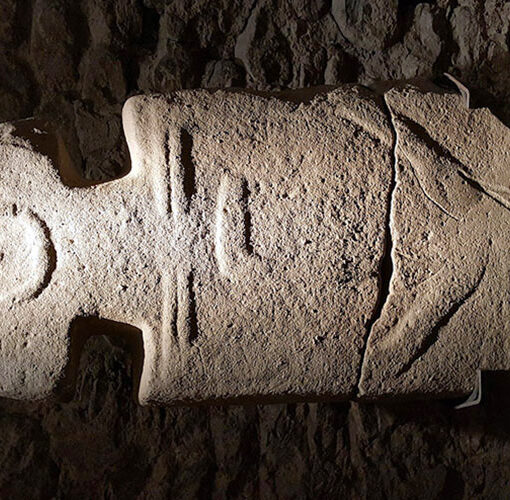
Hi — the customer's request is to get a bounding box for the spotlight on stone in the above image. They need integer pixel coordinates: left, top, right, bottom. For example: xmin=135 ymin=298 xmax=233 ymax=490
xmin=0 ymin=81 xmax=508 ymax=404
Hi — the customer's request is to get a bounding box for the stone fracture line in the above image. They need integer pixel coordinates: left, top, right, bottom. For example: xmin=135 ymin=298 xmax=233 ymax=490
xmin=355 ymin=92 xmax=399 ymax=396
xmin=0 ymin=82 xmax=509 ymax=405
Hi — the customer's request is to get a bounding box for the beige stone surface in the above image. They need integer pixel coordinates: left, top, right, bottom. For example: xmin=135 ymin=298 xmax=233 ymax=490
xmin=0 ymin=86 xmax=393 ymax=403
xmin=359 ymin=84 xmax=510 ymax=398
xmin=2 ymin=82 xmax=509 ymax=404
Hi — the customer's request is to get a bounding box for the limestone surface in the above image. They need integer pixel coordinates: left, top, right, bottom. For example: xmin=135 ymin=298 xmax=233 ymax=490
xmin=0 ymin=82 xmax=509 ymax=404
xmin=0 ymin=86 xmax=393 ymax=403
xmin=359 ymin=84 xmax=510 ymax=398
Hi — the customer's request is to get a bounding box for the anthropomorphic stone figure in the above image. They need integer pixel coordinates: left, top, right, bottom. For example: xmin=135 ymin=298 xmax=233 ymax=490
xmin=0 ymin=81 xmax=508 ymax=404
xmin=0 ymin=87 xmax=393 ymax=403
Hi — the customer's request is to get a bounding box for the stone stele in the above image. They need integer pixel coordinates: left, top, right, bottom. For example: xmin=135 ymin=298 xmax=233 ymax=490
xmin=0 ymin=82 xmax=508 ymax=404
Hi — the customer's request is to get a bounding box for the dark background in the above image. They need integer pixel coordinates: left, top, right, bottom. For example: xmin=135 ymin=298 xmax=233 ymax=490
xmin=1 ymin=0 xmax=510 ymax=498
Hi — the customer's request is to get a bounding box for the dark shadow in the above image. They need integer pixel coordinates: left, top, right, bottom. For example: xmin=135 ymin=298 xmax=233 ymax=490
xmin=11 ymin=119 xmax=131 ymax=188
xmin=187 ymin=272 xmax=199 ymax=345
xmin=434 ymin=74 xmax=510 ymax=130
xmin=474 ymin=371 xmax=510 ymax=430
xmin=354 ymin=371 xmax=510 ymax=440
xmin=180 ymin=128 xmax=195 ymax=209
xmin=57 ymin=316 xmax=144 ymax=403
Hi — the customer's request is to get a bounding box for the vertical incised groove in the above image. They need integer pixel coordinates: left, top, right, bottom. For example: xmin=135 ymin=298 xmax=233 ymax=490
xmin=177 ymin=271 xmax=199 ymax=346
xmin=215 ymin=175 xmax=255 ymax=274
xmin=215 ymin=176 xmax=228 ymax=273
xmin=31 ymin=212 xmax=57 ymax=299
xmin=171 ymin=287 xmax=178 ymax=339
xmin=242 ymin=179 xmax=254 ymax=255
xmin=164 ymin=130 xmax=172 ymax=216
xmin=180 ymin=128 xmax=195 ymax=210
xmin=186 ymin=272 xmax=199 ymax=345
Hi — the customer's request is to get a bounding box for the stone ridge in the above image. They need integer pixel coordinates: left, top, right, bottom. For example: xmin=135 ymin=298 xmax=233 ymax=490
xmin=0 ymin=82 xmax=509 ymax=404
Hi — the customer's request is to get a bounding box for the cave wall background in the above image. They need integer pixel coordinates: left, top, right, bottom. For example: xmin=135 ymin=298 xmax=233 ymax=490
xmin=1 ymin=0 xmax=510 ymax=498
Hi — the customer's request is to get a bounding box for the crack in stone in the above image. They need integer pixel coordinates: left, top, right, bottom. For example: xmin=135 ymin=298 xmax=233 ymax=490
xmin=355 ymin=95 xmax=398 ymax=396
xmin=353 ymin=94 xmax=503 ymax=390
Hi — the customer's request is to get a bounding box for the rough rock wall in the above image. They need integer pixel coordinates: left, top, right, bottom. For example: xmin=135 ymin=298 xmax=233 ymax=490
xmin=1 ymin=0 xmax=510 ymax=497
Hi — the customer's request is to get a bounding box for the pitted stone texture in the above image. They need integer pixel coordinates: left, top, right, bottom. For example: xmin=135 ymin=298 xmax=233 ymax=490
xmin=0 ymin=121 xmax=162 ymax=400
xmin=125 ymin=87 xmax=393 ymax=404
xmin=0 ymin=87 xmax=393 ymax=403
xmin=4 ymin=83 xmax=509 ymax=405
xmin=359 ymin=85 xmax=510 ymax=397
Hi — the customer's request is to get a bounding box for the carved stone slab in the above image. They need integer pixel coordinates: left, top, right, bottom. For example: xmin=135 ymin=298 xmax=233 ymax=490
xmin=0 ymin=83 xmax=508 ymax=404
xmin=0 ymin=87 xmax=393 ymax=403
xmin=359 ymin=85 xmax=510 ymax=397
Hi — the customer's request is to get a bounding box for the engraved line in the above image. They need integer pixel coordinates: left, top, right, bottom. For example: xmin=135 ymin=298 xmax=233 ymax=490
xmin=242 ymin=178 xmax=254 ymax=255
xmin=458 ymin=169 xmax=510 ymax=212
xmin=161 ymin=272 xmax=178 ymax=367
xmin=164 ymin=129 xmax=172 ymax=216
xmin=186 ymin=272 xmax=199 ymax=345
xmin=399 ymin=114 xmax=510 ymax=214
xmin=408 ymin=162 xmax=459 ymax=221
xmin=396 ymin=265 xmax=487 ymax=377
xmin=177 ymin=270 xmax=199 ymax=346
xmin=31 ymin=212 xmax=57 ymax=299
xmin=152 ymin=129 xmax=172 ymax=217
xmin=180 ymin=128 xmax=195 ymax=211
